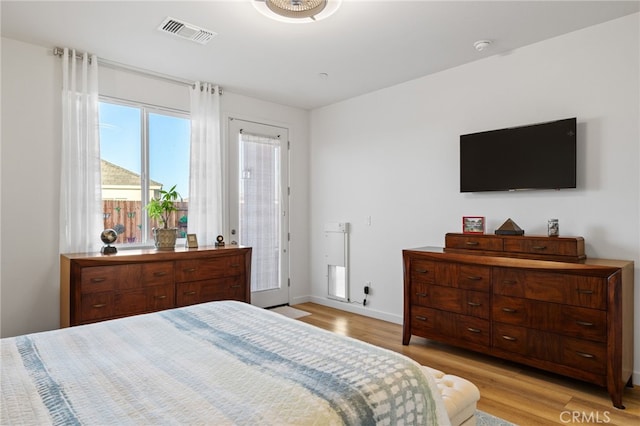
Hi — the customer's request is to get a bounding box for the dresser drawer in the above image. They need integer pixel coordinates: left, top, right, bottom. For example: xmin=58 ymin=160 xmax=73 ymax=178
xmin=492 ymin=268 xmax=606 ymax=310
xmin=175 ymin=255 xmax=244 ymax=282
xmin=409 ymin=306 xmax=439 ymax=335
xmin=456 ymin=315 xmax=490 ymax=346
xmin=411 ymin=284 xmax=489 ymax=318
xmin=410 ymin=306 xmax=489 ymax=347
xmin=410 ymin=259 xmax=436 ymax=284
xmin=80 ymin=264 xmax=141 ymax=293
xmin=562 ymin=337 xmax=606 ymax=375
xmin=434 ymin=263 xmax=491 ymax=292
xmin=492 ymin=295 xmax=530 ymax=326
xmin=493 ymin=296 xmax=606 ymax=342
xmin=492 ymin=323 xmax=562 ymax=361
xmin=141 ymin=284 xmax=175 ymax=312
xmin=113 ymin=284 xmax=175 ymax=317
xmin=411 ymin=284 xmax=462 ymax=313
xmin=464 ymin=291 xmax=490 ymax=319
xmin=445 ymin=234 xmax=502 ymax=251
xmin=558 ymin=305 xmax=606 ymax=342
xmin=141 ymin=262 xmax=174 ymax=286
xmin=457 ymin=265 xmax=491 ymax=292
xmin=491 ymin=323 xmax=565 ymax=362
xmin=492 ymin=323 xmax=531 ymax=356
xmin=411 ymin=282 xmax=430 ymax=307
xmin=503 ymin=237 xmax=584 ymax=258
xmin=428 ymin=285 xmax=465 ymax=313
xmin=79 ymin=292 xmax=114 ymax=323
xmin=176 ymin=276 xmax=245 ymax=307
xmin=78 ymin=284 xmax=174 ymax=324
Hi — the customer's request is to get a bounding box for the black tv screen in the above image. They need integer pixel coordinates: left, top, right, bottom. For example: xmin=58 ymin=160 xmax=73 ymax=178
xmin=460 ymin=118 xmax=577 ymax=192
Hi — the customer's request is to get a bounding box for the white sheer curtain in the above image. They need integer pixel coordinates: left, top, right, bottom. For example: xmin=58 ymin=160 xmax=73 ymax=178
xmin=238 ymin=132 xmax=281 ymax=291
xmin=189 ymin=83 xmax=222 ymax=246
xmin=59 ymin=48 xmax=103 ymax=253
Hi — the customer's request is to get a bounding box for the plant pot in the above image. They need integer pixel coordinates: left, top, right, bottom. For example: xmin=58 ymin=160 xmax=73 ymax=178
xmin=153 ymin=228 xmax=178 ymax=250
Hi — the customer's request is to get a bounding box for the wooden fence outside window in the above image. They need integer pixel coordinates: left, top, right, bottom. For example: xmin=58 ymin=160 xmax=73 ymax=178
xmin=102 ymin=200 xmax=189 ymax=244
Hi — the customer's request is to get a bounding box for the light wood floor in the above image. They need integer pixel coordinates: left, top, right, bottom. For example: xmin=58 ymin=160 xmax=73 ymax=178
xmin=293 ymin=302 xmax=639 ymax=426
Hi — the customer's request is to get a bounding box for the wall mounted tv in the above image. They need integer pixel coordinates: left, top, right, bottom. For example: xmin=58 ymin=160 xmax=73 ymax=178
xmin=460 ymin=117 xmax=577 ymax=193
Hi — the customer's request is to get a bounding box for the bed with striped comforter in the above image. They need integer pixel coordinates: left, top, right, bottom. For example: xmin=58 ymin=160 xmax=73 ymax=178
xmin=1 ymin=300 xmax=449 ymax=425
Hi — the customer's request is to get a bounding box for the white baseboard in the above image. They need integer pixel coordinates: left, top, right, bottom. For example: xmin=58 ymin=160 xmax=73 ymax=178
xmin=291 ymin=295 xmax=402 ymax=325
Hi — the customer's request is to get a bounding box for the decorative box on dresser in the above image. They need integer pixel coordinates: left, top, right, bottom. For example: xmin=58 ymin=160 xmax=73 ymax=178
xmin=61 ymin=246 xmax=252 ymax=327
xmin=403 ymin=233 xmax=634 ymax=409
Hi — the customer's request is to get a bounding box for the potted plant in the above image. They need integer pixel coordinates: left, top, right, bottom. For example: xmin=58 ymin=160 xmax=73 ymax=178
xmin=145 ymin=184 xmax=181 ymax=250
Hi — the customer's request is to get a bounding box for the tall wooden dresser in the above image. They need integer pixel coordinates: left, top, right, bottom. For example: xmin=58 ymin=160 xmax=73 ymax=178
xmin=61 ymin=246 xmax=251 ymax=327
xmin=403 ymin=233 xmax=634 ymax=409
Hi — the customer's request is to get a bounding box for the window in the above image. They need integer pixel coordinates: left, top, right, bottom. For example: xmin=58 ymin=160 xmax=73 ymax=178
xmin=99 ymin=99 xmax=190 ymax=246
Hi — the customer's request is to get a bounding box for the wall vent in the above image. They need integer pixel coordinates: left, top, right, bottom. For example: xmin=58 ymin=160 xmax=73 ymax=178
xmin=158 ymin=17 xmax=216 ymax=45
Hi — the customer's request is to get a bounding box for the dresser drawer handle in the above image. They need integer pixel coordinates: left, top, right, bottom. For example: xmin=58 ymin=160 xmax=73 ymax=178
xmin=501 ymin=307 xmax=517 ymax=313
xmin=466 ymin=276 xmax=482 ymax=281
xmin=576 ymin=320 xmax=594 ymax=327
xmin=230 ymin=284 xmax=241 ymax=288
xmin=502 ymin=280 xmax=517 ymax=285
xmin=154 ymin=295 xmax=167 ymax=300
xmin=577 ymin=289 xmax=594 ymax=295
xmin=415 ymin=315 xmax=427 ymax=322
xmin=230 ymin=264 xmax=240 ymax=268
xmin=501 ymin=335 xmax=517 ymax=341
xmin=153 ymin=271 xmax=168 ymax=277
xmin=416 ymin=292 xmax=427 ymax=298
xmin=531 ymin=245 xmax=547 ymax=250
xmin=183 ymin=268 xmax=197 ymax=273
xmin=467 ymin=327 xmax=481 ymax=333
xmin=415 ymin=269 xmax=429 ymax=274
xmin=90 ymin=278 xmax=106 ymax=283
xmin=576 ymin=351 xmax=595 ymax=359
xmin=183 ymin=291 xmax=196 ymax=296
xmin=91 ymin=303 xmax=106 ymax=308
xmin=465 ymin=241 xmax=479 ymax=246
xmin=467 ymin=302 xmax=482 ymax=307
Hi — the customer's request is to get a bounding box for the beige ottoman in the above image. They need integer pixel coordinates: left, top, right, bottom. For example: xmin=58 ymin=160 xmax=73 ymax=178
xmin=422 ymin=366 xmax=480 ymax=426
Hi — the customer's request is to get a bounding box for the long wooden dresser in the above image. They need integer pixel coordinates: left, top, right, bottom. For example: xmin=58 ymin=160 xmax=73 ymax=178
xmin=61 ymin=246 xmax=252 ymax=327
xmin=402 ymin=233 xmax=634 ymax=409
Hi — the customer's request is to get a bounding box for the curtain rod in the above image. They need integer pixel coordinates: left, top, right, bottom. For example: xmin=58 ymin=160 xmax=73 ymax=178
xmin=52 ymin=47 xmax=223 ymax=95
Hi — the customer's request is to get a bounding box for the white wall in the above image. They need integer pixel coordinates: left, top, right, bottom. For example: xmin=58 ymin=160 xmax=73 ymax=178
xmin=309 ymin=14 xmax=640 ymax=381
xmin=0 ymin=36 xmax=310 ymax=338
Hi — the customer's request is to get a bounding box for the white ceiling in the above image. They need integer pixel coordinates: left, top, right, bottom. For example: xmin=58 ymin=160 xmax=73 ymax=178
xmin=2 ymin=1 xmax=638 ymax=110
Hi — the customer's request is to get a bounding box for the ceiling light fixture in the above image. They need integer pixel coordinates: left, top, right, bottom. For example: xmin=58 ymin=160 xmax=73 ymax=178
xmin=253 ymin=0 xmax=342 ymax=23
xmin=473 ymin=40 xmax=492 ymax=52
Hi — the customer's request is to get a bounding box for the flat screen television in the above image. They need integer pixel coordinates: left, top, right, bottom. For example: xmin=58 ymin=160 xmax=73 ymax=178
xmin=460 ymin=117 xmax=577 ymax=192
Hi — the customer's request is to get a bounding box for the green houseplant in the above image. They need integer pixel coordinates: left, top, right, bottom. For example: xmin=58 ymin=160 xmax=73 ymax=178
xmin=145 ymin=184 xmax=181 ymax=250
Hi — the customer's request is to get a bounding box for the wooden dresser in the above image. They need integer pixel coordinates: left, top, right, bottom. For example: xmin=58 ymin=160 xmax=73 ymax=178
xmin=402 ymin=234 xmax=634 ymax=409
xmin=61 ymin=246 xmax=252 ymax=327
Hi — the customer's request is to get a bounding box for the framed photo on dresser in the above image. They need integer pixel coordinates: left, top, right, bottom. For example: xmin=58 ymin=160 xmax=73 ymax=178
xmin=462 ymin=216 xmax=485 ymax=234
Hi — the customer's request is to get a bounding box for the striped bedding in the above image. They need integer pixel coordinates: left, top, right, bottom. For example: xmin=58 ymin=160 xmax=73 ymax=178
xmin=1 ymin=301 xmax=450 ymax=425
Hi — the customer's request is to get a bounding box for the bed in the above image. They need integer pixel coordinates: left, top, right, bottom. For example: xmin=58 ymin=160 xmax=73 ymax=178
xmin=1 ymin=301 xmax=473 ymax=425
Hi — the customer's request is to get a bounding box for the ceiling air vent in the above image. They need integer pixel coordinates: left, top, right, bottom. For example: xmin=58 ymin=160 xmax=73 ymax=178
xmin=158 ymin=17 xmax=216 ymax=45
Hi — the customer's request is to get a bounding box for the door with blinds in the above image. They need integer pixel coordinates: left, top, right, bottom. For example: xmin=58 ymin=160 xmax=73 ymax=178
xmin=228 ymin=118 xmax=289 ymax=308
